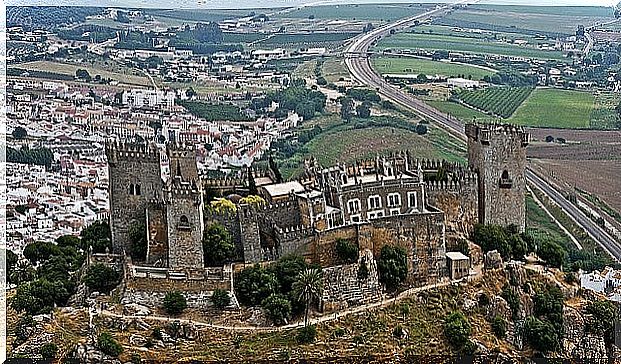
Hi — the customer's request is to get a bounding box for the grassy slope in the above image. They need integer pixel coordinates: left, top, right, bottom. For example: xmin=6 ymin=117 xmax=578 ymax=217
xmin=372 ymin=56 xmax=495 ymax=80
xmin=508 ymin=88 xmax=594 ymax=129
xmin=279 ymin=4 xmax=431 ymax=21
xmin=376 ymin=33 xmax=565 ymax=60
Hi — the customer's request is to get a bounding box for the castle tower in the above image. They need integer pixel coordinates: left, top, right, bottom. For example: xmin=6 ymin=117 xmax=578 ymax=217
xmin=166 ymin=144 xmax=205 ymax=270
xmin=106 ymin=140 xmax=163 ymax=254
xmin=465 ymin=123 xmax=530 ymax=231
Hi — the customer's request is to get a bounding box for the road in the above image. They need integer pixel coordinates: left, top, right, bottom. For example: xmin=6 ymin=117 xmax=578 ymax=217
xmin=344 ymin=1 xmax=621 ymax=262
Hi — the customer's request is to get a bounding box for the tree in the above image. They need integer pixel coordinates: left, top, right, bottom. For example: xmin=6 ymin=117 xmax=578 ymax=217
xmin=163 ymin=291 xmax=187 ymax=315
xmin=40 ymin=343 xmax=58 ymax=359
xmin=584 ymin=300 xmax=617 ymax=344
xmin=75 ymin=68 xmax=91 ymax=81
xmin=491 ymin=315 xmax=506 ymax=338
xmin=444 ymin=311 xmax=471 ymax=349
xmin=211 ymin=289 xmax=231 ymax=309
xmin=23 ymin=241 xmax=62 ymax=265
xmin=538 ymin=239 xmax=567 ymax=268
xmin=340 ymin=96 xmax=355 ymax=121
xmin=11 ymin=278 xmax=70 ymax=315
xmin=415 ymin=124 xmax=428 ymax=135
xmin=194 ymin=22 xmax=224 ymax=43
xmin=356 ymin=102 xmax=371 ymax=118
xmin=6 ymin=249 xmax=18 ymax=280
xmin=377 ymin=245 xmax=408 ymax=291
xmin=523 ymin=316 xmax=559 ymax=353
xmin=97 ymin=332 xmax=123 ymax=357
xmin=9 ymin=259 xmax=35 ymax=286
xmin=262 ymin=293 xmax=292 ymax=325
xmin=416 ymin=74 xmax=428 ymax=84
xmin=247 ymin=170 xmax=258 ymax=195
xmin=83 ymin=263 xmax=120 ymax=294
xmin=12 ymin=126 xmax=27 ymax=139
xmin=297 ymin=325 xmax=317 ymax=344
xmin=128 ymin=222 xmax=147 ymax=261
xmin=80 ymin=221 xmax=112 ymax=253
xmin=202 ymin=223 xmax=235 ymax=266
xmin=335 ymin=238 xmax=358 ymax=264
xmin=292 ymin=268 xmax=323 ymax=328
xmin=56 ymin=235 xmax=80 ymax=248
xmin=235 ymin=264 xmax=278 ymax=306
xmin=272 ymin=254 xmax=308 ymax=294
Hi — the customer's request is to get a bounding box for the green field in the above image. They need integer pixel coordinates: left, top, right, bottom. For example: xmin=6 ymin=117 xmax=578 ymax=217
xmin=590 ymin=92 xmax=621 ymax=129
xmin=457 ymin=87 xmax=533 ymax=118
xmin=280 ymin=3 xmax=431 ymax=21
xmin=428 ymin=100 xmax=496 ymax=124
xmin=11 ymin=61 xmax=152 ymax=86
xmin=372 ymin=56 xmax=495 ymax=80
xmin=508 ymin=88 xmax=594 ymax=129
xmin=437 ymin=6 xmax=612 ymax=36
xmin=257 ymin=32 xmax=358 ymax=47
xmin=376 ymin=33 xmax=566 ymax=60
xmin=321 ymin=58 xmax=350 ymax=83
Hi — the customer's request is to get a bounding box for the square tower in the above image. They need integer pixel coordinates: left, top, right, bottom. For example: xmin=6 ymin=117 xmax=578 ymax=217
xmin=466 ymin=123 xmax=530 ymax=231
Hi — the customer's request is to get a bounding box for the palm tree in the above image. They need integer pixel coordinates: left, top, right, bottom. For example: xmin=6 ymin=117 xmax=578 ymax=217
xmin=10 ymin=260 xmax=35 ymax=286
xmin=292 ymin=268 xmax=323 ymax=328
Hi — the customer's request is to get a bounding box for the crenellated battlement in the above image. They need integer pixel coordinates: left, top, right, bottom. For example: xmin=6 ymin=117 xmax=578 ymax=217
xmin=274 ymin=224 xmax=315 ymax=243
xmin=105 ymin=139 xmax=160 ymax=162
xmin=202 ymin=177 xmax=245 ymax=188
xmin=465 ymin=122 xmax=530 ymax=146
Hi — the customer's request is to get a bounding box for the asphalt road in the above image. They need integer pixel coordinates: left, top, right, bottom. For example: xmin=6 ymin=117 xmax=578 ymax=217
xmin=343 ymin=3 xmax=621 ymax=262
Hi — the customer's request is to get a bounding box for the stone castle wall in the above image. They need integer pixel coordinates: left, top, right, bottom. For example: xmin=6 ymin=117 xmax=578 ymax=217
xmin=167 ymin=190 xmax=204 ymax=269
xmin=321 ymin=249 xmax=381 ymax=312
xmin=146 ymin=202 xmax=169 ymax=265
xmin=426 ymin=178 xmax=479 ymax=250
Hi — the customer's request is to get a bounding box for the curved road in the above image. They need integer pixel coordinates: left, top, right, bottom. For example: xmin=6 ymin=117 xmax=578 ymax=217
xmin=344 ymin=2 xmax=621 ymax=262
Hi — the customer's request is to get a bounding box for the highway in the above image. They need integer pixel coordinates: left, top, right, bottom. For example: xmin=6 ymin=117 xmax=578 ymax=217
xmin=343 ymin=2 xmax=621 ymax=262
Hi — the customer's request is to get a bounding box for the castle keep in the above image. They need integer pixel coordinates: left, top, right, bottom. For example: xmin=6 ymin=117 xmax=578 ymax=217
xmin=106 ymin=122 xmax=529 ymax=309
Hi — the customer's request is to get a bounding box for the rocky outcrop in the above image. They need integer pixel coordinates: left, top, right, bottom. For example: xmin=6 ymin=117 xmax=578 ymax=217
xmin=506 ymin=262 xmax=527 ymax=287
xmin=572 ymin=335 xmax=606 ymax=359
xmin=468 ymin=242 xmax=483 ymax=266
xmin=484 ymin=250 xmax=503 ymax=270
xmin=563 ymin=305 xmax=585 ymax=354
xmin=69 ymin=343 xmax=122 ymax=364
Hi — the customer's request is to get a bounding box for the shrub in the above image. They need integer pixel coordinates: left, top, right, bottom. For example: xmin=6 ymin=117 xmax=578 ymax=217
xmin=40 ymin=342 xmax=58 ymax=359
xmin=522 ymin=316 xmax=559 ymax=353
xmin=235 ymin=264 xmax=278 ymax=306
xmin=357 ymin=261 xmax=369 ymax=280
xmin=83 ymin=263 xmax=120 ymax=294
xmin=333 ymin=327 xmax=346 ymax=337
xmin=296 ymin=324 xmax=317 ymax=344
xmin=444 ymin=311 xmax=471 ymax=349
xmin=211 ymin=289 xmax=231 ymax=309
xmin=151 ymin=327 xmax=163 ymax=340
xmin=131 ymin=353 xmax=142 ymax=364
xmin=501 ymin=285 xmax=521 ymax=319
xmin=128 ymin=222 xmax=147 ymax=261
xmin=491 ymin=315 xmax=507 ymax=338
xmin=262 ymin=293 xmax=292 ymax=325
xmin=335 ymin=238 xmax=358 ymax=264
xmin=203 ymin=223 xmax=235 ymax=266
xmin=393 ymin=325 xmax=404 ymax=338
xmin=538 ymin=239 xmax=567 ymax=268
xmin=97 ymin=332 xmax=123 ymax=357
xmin=377 ymin=245 xmax=408 ymax=291
xmin=163 ymin=291 xmax=187 ymax=315
xmin=478 ymin=292 xmax=490 ymax=307
xmin=584 ymin=300 xmax=617 ymax=344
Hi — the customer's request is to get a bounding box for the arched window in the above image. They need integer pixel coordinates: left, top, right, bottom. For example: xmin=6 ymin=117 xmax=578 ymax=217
xmin=178 ymin=215 xmax=190 ymax=230
xmin=135 ymin=184 xmax=141 ymax=196
xmin=129 ymin=184 xmax=135 ymax=195
xmin=500 ymin=170 xmax=512 ymax=189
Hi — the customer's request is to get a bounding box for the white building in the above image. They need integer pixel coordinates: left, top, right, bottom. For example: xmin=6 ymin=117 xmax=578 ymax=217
xmin=122 ymin=89 xmax=176 ymax=110
xmin=580 ymin=267 xmax=621 ymax=302
xmin=447 ymin=78 xmax=480 ymax=89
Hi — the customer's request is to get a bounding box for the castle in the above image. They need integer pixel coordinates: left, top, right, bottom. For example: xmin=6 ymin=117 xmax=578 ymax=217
xmin=106 ymin=123 xmax=529 ymax=309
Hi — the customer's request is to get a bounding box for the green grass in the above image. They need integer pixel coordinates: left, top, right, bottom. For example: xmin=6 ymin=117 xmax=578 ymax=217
xmin=469 ymin=5 xmax=613 ymax=18
xmin=457 ymin=87 xmax=533 ymax=118
xmin=427 ymin=100 xmax=496 ymax=124
xmin=372 ymin=56 xmax=495 ymax=80
xmin=376 ymin=33 xmax=565 ymax=60
xmin=280 ymin=3 xmax=431 ymax=21
xmin=437 ymin=7 xmax=612 ymax=36
xmin=257 ymin=32 xmax=358 ymax=47
xmin=321 ymin=58 xmax=350 ymax=83
xmin=508 ymin=88 xmax=594 ymax=129
xmin=590 ymin=92 xmax=621 ymax=130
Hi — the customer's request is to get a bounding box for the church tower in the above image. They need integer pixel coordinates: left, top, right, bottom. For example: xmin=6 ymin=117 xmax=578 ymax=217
xmin=466 ymin=123 xmax=530 ymax=232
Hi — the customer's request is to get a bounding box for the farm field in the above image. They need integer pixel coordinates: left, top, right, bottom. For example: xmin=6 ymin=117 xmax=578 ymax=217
xmin=436 ymin=6 xmax=612 ymax=36
xmin=527 ymin=128 xmax=621 ymax=161
xmin=590 ymin=92 xmax=621 ymax=130
xmin=256 ymin=32 xmax=359 ymax=48
xmin=457 ymin=87 xmax=533 ymax=118
xmin=427 ymin=100 xmax=496 ymax=124
xmin=375 ymin=33 xmax=566 ymax=60
xmin=507 ymin=88 xmax=594 ymax=129
xmin=532 ymin=159 xmax=621 ymax=214
xmin=321 ymin=58 xmax=350 ymax=83
xmin=11 ymin=60 xmax=152 ymax=86
xmin=280 ymin=3 xmax=432 ymax=21
xmin=372 ymin=56 xmax=495 ymax=80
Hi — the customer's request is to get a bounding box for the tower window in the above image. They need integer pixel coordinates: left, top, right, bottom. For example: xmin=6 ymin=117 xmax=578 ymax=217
xmin=500 ymin=170 xmax=513 ymax=189
xmin=129 ymin=184 xmax=135 ymax=195
xmin=135 ymin=184 xmax=141 ymax=195
xmin=178 ymin=215 xmax=190 ymax=230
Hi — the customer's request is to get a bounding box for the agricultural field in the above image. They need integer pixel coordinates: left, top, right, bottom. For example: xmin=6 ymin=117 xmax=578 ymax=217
xmin=589 ymin=92 xmax=621 ymax=130
xmin=375 ymin=33 xmax=566 ymax=61
xmin=372 ymin=56 xmax=495 ymax=80
xmin=279 ymin=3 xmax=432 ymax=21
xmin=527 ymin=128 xmax=621 ymax=160
xmin=457 ymin=87 xmax=533 ymax=118
xmin=321 ymin=58 xmax=350 ymax=83
xmin=436 ymin=5 xmax=613 ymax=36
xmin=10 ymin=60 xmax=152 ymax=86
xmin=143 ymin=8 xmax=255 ymax=23
xmin=507 ymin=88 xmax=594 ymax=129
xmin=222 ymin=32 xmax=269 ymax=44
xmin=411 ymin=25 xmax=547 ymax=45
xmin=427 ymin=100 xmax=496 ymax=124
xmin=256 ymin=32 xmax=359 ymax=48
